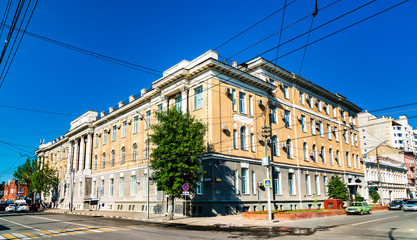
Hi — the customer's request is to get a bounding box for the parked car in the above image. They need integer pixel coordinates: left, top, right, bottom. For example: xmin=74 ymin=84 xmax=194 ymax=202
xmin=388 ymin=200 xmax=405 ymax=210
xmin=16 ymin=203 xmax=29 ymax=213
xmin=0 ymin=203 xmax=8 ymax=211
xmin=5 ymin=204 xmax=17 ymax=212
xmin=28 ymin=204 xmax=39 ymax=211
xmin=346 ymin=201 xmax=372 ymax=215
xmin=403 ymin=200 xmax=417 ymax=211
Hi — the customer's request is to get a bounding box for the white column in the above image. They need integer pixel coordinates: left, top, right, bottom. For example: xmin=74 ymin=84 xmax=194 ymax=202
xmin=72 ymin=139 xmax=79 ymax=172
xmin=85 ymin=133 xmax=92 ymax=171
xmin=78 ymin=136 xmax=85 ymax=172
xmin=181 ymin=87 xmax=187 ymax=113
xmin=67 ymin=143 xmax=73 ymax=173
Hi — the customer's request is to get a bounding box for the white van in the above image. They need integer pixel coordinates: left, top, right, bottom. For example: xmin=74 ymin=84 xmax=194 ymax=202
xmin=15 ymin=200 xmax=26 ymax=204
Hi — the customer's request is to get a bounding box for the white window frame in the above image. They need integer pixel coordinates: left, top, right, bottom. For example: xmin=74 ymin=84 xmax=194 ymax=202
xmin=119 ymin=177 xmax=124 ymax=197
xmin=241 ymin=168 xmax=249 ymax=194
xmin=122 ymin=121 xmax=127 ymax=138
xmin=145 ymin=111 xmax=151 ymax=129
xmin=112 ymin=125 xmax=117 ymax=141
xmin=239 ymin=92 xmax=246 ymax=114
xmin=109 ymin=178 xmax=114 ymax=197
xmin=306 ymin=174 xmax=311 ymax=196
xmin=283 ymin=85 xmax=289 ymax=99
xmin=133 ymin=116 xmax=139 ymax=134
xmin=249 ymin=95 xmax=253 ymax=116
xmin=315 ymin=175 xmax=321 ymax=195
xmin=194 ymin=86 xmax=203 ymax=110
xmin=131 ymin=175 xmax=136 ymax=196
xmin=232 ymin=89 xmax=237 ymax=112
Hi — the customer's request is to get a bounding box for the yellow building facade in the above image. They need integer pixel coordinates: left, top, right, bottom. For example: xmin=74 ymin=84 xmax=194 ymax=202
xmin=36 ymin=50 xmax=364 ymax=216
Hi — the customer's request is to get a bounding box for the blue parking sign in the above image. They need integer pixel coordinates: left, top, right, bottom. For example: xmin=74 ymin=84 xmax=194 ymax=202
xmin=264 ymin=179 xmax=272 ymax=188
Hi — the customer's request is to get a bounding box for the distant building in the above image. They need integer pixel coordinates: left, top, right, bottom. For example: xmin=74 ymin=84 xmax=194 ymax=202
xmin=358 ymin=112 xmax=417 ymax=155
xmin=36 ymin=50 xmax=364 ymax=216
xmin=363 ymin=146 xmax=408 ymax=204
xmin=2 ymin=178 xmax=28 ymax=202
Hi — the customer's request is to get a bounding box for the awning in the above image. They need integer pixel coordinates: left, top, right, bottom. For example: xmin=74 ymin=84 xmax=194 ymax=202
xmin=83 ymin=198 xmax=99 ymax=202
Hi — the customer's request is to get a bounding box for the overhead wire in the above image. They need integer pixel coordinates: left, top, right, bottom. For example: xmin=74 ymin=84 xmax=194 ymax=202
xmin=298 ymin=0 xmax=318 ymax=75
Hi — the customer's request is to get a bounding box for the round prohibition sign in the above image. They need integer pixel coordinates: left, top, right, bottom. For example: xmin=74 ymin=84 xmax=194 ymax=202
xmin=182 ymin=183 xmax=190 ymax=191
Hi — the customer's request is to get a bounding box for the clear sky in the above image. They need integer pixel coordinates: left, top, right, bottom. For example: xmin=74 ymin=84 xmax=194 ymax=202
xmin=0 ymin=0 xmax=415 ymax=182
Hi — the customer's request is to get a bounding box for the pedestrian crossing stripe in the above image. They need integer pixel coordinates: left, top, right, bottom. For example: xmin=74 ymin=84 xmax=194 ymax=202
xmin=0 ymin=225 xmax=134 ymax=239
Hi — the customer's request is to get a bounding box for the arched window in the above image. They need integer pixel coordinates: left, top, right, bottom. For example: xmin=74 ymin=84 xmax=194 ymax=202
xmin=303 ymin=142 xmax=308 ymax=160
xmin=240 ymin=126 xmax=247 ymax=150
xmin=336 ymin=150 xmax=340 ymax=165
xmin=111 ymin=150 xmax=115 ymax=166
xmin=346 ymin=151 xmax=350 ymax=167
xmin=286 ymin=139 xmax=292 ymax=159
xmin=329 ymin=148 xmax=333 ymax=165
xmin=312 ymin=144 xmax=316 ymax=162
xmin=272 ymin=136 xmax=277 ymax=156
xmin=102 ymin=153 xmax=106 ymax=169
xmin=321 ymin=146 xmax=326 ymax=164
xmin=94 ymin=155 xmax=98 ymax=170
xmin=121 ymin=147 xmax=126 ymax=164
xmin=132 ymin=144 xmax=137 ymax=162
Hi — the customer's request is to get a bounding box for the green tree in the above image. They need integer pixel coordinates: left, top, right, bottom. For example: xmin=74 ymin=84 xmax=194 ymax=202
xmin=370 ymin=191 xmax=380 ymax=204
xmin=31 ymin=160 xmax=59 ymax=204
xmin=13 ymin=158 xmax=36 ymax=198
xmin=149 ymin=107 xmax=206 ymax=220
xmin=354 ymin=192 xmax=364 ymax=202
xmin=327 ymin=175 xmax=349 ymax=201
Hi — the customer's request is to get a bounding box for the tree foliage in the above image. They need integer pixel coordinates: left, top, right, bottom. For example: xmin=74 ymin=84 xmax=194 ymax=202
xmin=327 ymin=175 xmax=349 ymax=201
xmin=354 ymin=192 xmax=364 ymax=202
xmin=370 ymin=191 xmax=380 ymax=204
xmin=13 ymin=158 xmax=36 ymax=194
xmin=149 ymin=107 xmax=206 ymax=219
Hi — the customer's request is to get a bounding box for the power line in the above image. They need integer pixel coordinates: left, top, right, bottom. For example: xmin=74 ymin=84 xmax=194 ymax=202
xmin=298 ymin=0 xmax=318 ymax=75
xmin=214 ymin=0 xmax=297 ymax=50
xmin=0 ymin=104 xmax=78 ymax=116
xmin=368 ymin=102 xmax=417 ymax=113
xmin=274 ymin=0 xmax=288 ymax=65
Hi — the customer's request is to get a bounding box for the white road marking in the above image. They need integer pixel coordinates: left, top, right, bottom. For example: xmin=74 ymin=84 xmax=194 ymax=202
xmin=28 ymin=215 xmax=91 ymax=227
xmin=11 ymin=233 xmax=31 ymax=239
xmin=351 ymin=215 xmax=399 ymax=226
xmin=0 ymin=217 xmax=42 ymax=231
xmin=0 ymin=235 xmax=6 ymax=239
xmin=404 ymin=212 xmax=417 ymax=216
xmin=48 ymin=229 xmax=69 ymax=236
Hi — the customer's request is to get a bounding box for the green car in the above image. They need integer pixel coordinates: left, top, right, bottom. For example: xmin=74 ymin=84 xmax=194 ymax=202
xmin=346 ymin=201 xmax=372 ymax=215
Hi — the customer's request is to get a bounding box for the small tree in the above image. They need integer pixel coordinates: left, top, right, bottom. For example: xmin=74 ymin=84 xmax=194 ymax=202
xmin=354 ymin=192 xmax=364 ymax=202
xmin=14 ymin=158 xmax=37 ymax=199
xmin=31 ymin=161 xmax=59 ymax=204
xmin=370 ymin=191 xmax=380 ymax=204
xmin=150 ymin=107 xmax=206 ymax=220
xmin=327 ymin=175 xmax=349 ymax=201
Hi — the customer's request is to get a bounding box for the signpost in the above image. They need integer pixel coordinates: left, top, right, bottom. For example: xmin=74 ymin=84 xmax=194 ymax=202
xmin=182 ymin=183 xmax=189 ymax=218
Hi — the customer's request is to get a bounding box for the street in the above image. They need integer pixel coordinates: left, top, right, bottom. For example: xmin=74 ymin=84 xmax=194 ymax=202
xmin=0 ymin=210 xmax=416 ymax=239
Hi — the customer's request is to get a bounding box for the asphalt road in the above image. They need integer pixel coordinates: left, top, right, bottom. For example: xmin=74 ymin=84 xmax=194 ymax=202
xmin=0 ymin=210 xmax=416 ymax=239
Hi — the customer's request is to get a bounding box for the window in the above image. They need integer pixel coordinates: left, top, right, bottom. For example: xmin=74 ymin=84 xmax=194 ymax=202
xmin=306 ymin=175 xmax=311 ymax=195
xmin=320 ymin=146 xmax=326 ymax=164
xmin=239 ymin=92 xmax=246 ymax=114
xmin=196 ymin=177 xmax=204 ymax=195
xmin=289 ymin=173 xmax=295 ymax=195
xmin=103 ymin=130 xmax=107 ymax=144
xmin=311 ymin=118 xmax=316 ymax=135
xmin=270 ymin=106 xmax=277 ymax=124
xmin=312 ymin=144 xmax=316 ymax=162
xmin=175 ymin=96 xmax=182 ymax=111
xmin=156 ymin=104 xmax=163 ymax=123
xmin=241 ymin=168 xmax=249 ymax=194
xmin=145 ymin=111 xmax=151 ymax=129
xmin=133 ymin=116 xmax=139 ymax=134
xmin=102 ymin=153 xmax=106 ymax=168
xmin=300 ymin=92 xmax=305 ymax=105
xmin=333 ymin=107 xmax=337 ymax=118
xmin=95 ymin=135 xmax=98 ymax=148
xmin=334 ymin=127 xmax=339 ymax=142
xmin=131 ymin=175 xmax=136 ymax=196
xmin=329 ymin=149 xmax=334 ymax=165
xmin=119 ymin=177 xmax=124 ymax=197
xmin=336 ymin=150 xmax=340 ymax=166
xmin=249 ymin=95 xmax=253 ymax=116
xmin=303 ymin=142 xmax=308 ymax=161
xmin=132 ymin=144 xmax=137 ymax=162
xmin=234 ymin=170 xmax=239 ymax=194
xmin=357 ymin=155 xmax=361 ymax=170
xmin=301 ymin=115 xmax=306 ymax=132
xmin=352 ymin=153 xmax=356 ymax=169
xmin=112 ymin=125 xmax=117 ymax=141
xmin=308 ymin=96 xmax=313 ymax=108
xmin=283 ymin=85 xmax=289 ymax=99
xmin=251 ymin=171 xmax=256 ymax=195
xmin=343 ymin=130 xmax=348 ymax=144
xmin=346 ymin=152 xmax=351 ymax=167
xmin=317 ymin=100 xmax=322 ymax=112
xmin=109 ymin=178 xmax=114 ymax=197
xmin=398 ymin=133 xmax=403 ymax=137
xmin=350 ymin=133 xmax=354 ymax=146
xmin=92 ymin=181 xmax=96 ymax=197
xmin=232 ymin=89 xmax=237 ymax=111
xmin=284 ymin=110 xmax=290 ymax=128
xmin=273 ymin=170 xmax=281 ymax=195
xmin=240 ymin=126 xmax=247 ymax=150
xmin=319 ymin=121 xmax=323 ymax=137
xmin=121 ymin=147 xmax=126 ymax=164
xmin=233 ymin=130 xmax=238 ymax=149
xmin=315 ymin=175 xmax=320 ymax=195
xmin=324 ymin=104 xmax=329 ymax=114
xmin=100 ymin=180 xmax=104 ymax=197
xmin=78 ymin=181 xmax=82 ymax=198
xmin=194 ymin=86 xmax=203 ymax=110
xmin=323 ymin=176 xmax=328 ymax=195
xmin=122 ymin=121 xmax=127 ymax=138
xmin=286 ymin=139 xmax=293 ymax=159
xmin=94 ymin=155 xmax=97 ymax=170
xmin=327 ymin=124 xmax=332 ymax=140
xmin=111 ymin=150 xmax=115 ymax=166
xmin=250 ymin=134 xmax=255 ymax=152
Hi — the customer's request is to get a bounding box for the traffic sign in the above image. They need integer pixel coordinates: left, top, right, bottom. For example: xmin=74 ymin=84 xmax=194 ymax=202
xmin=182 ymin=191 xmax=190 ymax=196
xmin=264 ymin=179 xmax=272 ymax=188
xmin=182 ymin=183 xmax=190 ymax=191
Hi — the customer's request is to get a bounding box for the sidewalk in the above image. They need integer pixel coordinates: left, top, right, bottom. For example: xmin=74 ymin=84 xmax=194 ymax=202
xmin=44 ymin=209 xmax=277 ymax=228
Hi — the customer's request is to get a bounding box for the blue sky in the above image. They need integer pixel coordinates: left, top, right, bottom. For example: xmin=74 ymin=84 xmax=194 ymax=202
xmin=0 ymin=0 xmax=415 ymax=182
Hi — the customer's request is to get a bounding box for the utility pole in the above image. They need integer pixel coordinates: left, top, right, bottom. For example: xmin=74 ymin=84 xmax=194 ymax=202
xmin=262 ymin=124 xmax=272 ymax=221
xmin=146 ymin=136 xmax=150 ymax=219
xmin=70 ymin=167 xmax=74 ymax=212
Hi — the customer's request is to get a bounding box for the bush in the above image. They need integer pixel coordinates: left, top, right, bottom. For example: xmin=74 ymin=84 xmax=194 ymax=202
xmin=370 ymin=191 xmax=380 ymax=204
xmin=327 ymin=175 xmax=349 ymax=201
xmin=354 ymin=192 xmax=364 ymax=202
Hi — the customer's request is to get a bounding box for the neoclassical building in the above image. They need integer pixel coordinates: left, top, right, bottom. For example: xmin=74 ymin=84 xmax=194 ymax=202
xmin=36 ymin=50 xmax=364 ymax=216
